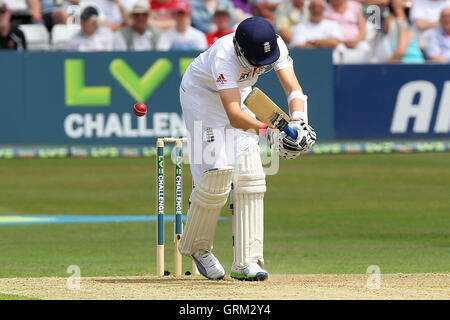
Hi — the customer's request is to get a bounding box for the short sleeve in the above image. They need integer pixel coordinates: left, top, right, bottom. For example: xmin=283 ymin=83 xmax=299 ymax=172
xmin=273 ymin=36 xmax=293 ymax=71
xmin=211 ymin=55 xmax=240 ymax=91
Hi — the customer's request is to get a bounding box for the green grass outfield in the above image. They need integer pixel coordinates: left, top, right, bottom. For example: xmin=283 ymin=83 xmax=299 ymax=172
xmin=0 ymin=293 xmax=39 ymax=300
xmin=0 ymin=153 xmax=449 ymax=278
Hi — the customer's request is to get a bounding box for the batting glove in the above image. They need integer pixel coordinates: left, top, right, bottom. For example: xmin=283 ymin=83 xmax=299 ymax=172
xmin=278 ymin=121 xmax=317 ymax=159
xmin=260 ymin=125 xmax=280 ymax=153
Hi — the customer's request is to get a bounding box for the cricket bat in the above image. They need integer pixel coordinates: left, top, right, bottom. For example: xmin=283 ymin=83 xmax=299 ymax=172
xmin=244 ymin=87 xmax=297 ymax=139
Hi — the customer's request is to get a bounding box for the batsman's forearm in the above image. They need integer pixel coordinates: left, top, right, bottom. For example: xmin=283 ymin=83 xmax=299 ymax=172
xmin=288 ymin=93 xmax=305 ymax=116
xmin=275 ymin=67 xmax=305 ymax=117
xmin=228 ymin=108 xmax=266 ymax=135
xmin=219 ymin=88 xmax=265 ymax=135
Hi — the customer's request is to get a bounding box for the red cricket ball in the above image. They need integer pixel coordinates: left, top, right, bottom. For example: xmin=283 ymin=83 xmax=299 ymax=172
xmin=133 ymin=103 xmax=147 ymax=117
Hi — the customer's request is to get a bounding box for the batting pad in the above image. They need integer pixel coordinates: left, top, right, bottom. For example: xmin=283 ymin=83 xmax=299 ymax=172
xmin=178 ymin=167 xmax=233 ymax=256
xmin=232 ymin=144 xmax=266 ymax=269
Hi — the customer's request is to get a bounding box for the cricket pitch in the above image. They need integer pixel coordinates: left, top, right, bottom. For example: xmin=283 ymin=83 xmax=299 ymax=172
xmin=0 ymin=274 xmax=448 ymax=300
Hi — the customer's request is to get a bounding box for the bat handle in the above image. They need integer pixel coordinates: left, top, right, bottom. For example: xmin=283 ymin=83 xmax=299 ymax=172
xmin=283 ymin=125 xmax=298 ymax=140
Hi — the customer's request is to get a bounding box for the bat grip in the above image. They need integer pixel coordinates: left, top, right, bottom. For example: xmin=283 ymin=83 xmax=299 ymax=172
xmin=283 ymin=125 xmax=298 ymax=140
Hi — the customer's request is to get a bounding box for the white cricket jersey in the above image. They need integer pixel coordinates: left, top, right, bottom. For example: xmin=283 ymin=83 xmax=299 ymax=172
xmin=180 ymin=33 xmax=292 ymax=179
xmin=181 ymin=33 xmax=292 ymax=127
xmin=184 ymin=33 xmax=292 ymax=96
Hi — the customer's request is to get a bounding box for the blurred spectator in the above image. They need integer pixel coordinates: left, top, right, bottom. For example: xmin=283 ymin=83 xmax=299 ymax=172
xmin=206 ymin=5 xmax=233 ymax=47
xmin=190 ymin=0 xmax=235 ymax=34
xmin=28 ymin=0 xmax=42 ymax=22
xmin=149 ymin=0 xmax=177 ymax=31
xmin=114 ymin=0 xmax=162 ymax=50
xmin=410 ymin=0 xmax=450 ymax=48
xmin=231 ymin=0 xmax=252 ymax=24
xmin=156 ymin=1 xmax=207 ymax=50
xmin=96 ymin=0 xmax=137 ymax=31
xmin=3 ymin=0 xmax=41 ymax=25
xmin=67 ymin=6 xmax=114 ymax=51
xmin=252 ymin=0 xmax=284 ymax=24
xmin=41 ymin=0 xmax=79 ymax=32
xmin=426 ymin=7 xmax=450 ymax=62
xmin=0 ymin=2 xmax=27 ymax=50
xmin=374 ymin=0 xmax=424 ymax=63
xmin=290 ymin=0 xmax=342 ymax=53
xmin=275 ymin=0 xmax=309 ymax=44
xmin=325 ymin=0 xmax=370 ymax=62
xmin=354 ymin=0 xmax=390 ymax=5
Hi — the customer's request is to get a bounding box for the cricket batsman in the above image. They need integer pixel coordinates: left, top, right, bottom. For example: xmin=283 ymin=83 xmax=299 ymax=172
xmin=178 ymin=17 xmax=317 ymax=281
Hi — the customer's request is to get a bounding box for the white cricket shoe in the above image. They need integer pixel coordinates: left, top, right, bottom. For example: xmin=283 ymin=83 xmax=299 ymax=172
xmin=191 ymin=251 xmax=225 ymax=280
xmin=230 ymin=261 xmax=269 ymax=281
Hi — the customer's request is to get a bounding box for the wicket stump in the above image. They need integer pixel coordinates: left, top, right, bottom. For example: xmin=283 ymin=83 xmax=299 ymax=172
xmin=156 ymin=137 xmax=199 ymax=276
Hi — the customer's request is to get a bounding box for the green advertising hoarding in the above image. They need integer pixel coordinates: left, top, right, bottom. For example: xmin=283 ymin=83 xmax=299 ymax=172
xmin=0 ymin=50 xmax=333 ymax=144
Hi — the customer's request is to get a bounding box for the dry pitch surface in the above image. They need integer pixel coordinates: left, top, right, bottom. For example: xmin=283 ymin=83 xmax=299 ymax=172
xmin=0 ymin=274 xmax=449 ymax=300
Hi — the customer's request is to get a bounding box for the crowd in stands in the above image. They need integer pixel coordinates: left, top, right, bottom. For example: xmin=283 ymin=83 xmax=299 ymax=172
xmin=0 ymin=0 xmax=449 ymax=63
